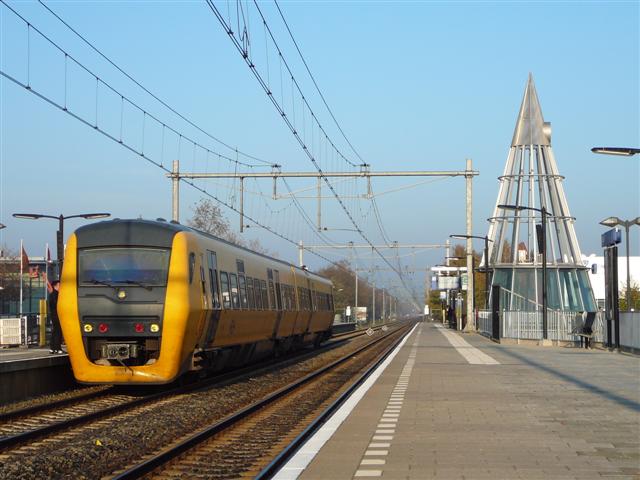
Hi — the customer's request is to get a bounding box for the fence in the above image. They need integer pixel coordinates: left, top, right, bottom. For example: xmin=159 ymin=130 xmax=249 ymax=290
xmin=477 ymin=310 xmax=606 ymax=343
xmin=0 ymin=315 xmax=48 ymax=346
xmin=619 ymin=312 xmax=640 ymax=350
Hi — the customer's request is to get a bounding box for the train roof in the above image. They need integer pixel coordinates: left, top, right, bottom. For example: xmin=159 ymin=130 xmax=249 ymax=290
xmin=74 ymin=219 xmax=331 ymax=283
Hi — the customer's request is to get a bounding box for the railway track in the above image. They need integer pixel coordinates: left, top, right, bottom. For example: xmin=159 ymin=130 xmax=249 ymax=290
xmin=0 ymin=339 xmax=344 ymax=451
xmin=112 ymin=323 xmax=412 ymax=479
xmin=0 ymin=323 xmax=376 ymax=433
xmin=0 ymin=322 xmax=411 ymax=479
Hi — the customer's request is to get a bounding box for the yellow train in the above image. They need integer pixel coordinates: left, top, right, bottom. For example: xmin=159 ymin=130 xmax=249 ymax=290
xmin=58 ymin=219 xmax=334 ymax=384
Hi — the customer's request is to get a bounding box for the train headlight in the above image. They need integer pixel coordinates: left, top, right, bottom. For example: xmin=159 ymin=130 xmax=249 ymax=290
xmin=83 ymin=324 xmax=93 ymax=333
xmin=134 ymin=323 xmax=144 ymax=333
xmin=117 ymin=290 xmax=127 ymax=300
xmin=150 ymin=324 xmax=159 ymax=333
xmin=98 ymin=323 xmax=109 ymax=333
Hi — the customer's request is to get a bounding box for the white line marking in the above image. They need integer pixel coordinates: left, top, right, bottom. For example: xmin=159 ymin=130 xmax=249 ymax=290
xmin=354 ymin=470 xmax=382 ymax=477
xmin=375 ymin=430 xmax=395 ymax=434
xmin=435 ymin=325 xmax=500 ymax=365
xmin=361 ymin=459 xmax=385 ymax=465
xmin=364 ymin=450 xmax=388 ymax=456
xmin=368 ymin=443 xmax=390 ymax=448
xmin=271 ymin=324 xmax=418 ymax=480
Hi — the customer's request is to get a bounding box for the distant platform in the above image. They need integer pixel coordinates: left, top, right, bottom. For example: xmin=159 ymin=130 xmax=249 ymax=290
xmin=0 ymin=347 xmax=73 ymax=404
xmin=276 ymin=322 xmax=640 ymax=479
xmin=0 ymin=347 xmax=68 ymax=372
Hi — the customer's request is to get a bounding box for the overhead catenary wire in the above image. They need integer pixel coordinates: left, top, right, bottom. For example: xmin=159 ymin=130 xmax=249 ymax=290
xmin=37 ymin=0 xmax=388 ymax=263
xmin=204 ymin=0 xmax=419 ymax=306
xmin=273 ymin=0 xmax=365 ymax=165
xmin=0 ymin=1 xmax=357 ymax=276
xmin=1 ymin=1 xmax=259 ymax=169
xmin=3 ymin=1 xmax=416 ymax=306
xmin=36 ymin=0 xmax=272 ymax=167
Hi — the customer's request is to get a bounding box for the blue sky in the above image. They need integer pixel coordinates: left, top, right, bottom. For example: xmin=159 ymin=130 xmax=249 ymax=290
xmin=1 ymin=1 xmax=638 ymax=298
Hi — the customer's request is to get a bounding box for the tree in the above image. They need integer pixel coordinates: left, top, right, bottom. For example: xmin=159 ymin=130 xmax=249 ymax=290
xmin=187 ymin=198 xmax=240 ymax=244
xmin=427 ymin=289 xmax=444 ymax=321
xmin=187 ymin=198 xmax=274 ymax=256
xmin=0 ymin=246 xmax=20 ymax=314
xmin=316 ymin=260 xmax=401 ymax=320
xmin=620 ymin=282 xmax=640 ymax=311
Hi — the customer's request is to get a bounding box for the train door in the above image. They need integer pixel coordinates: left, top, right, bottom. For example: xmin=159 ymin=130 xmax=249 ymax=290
xmin=236 ymin=260 xmax=248 ymax=310
xmin=274 ymin=270 xmax=283 ymax=311
xmin=203 ymin=250 xmax=221 ymax=347
xmin=305 ymin=279 xmax=315 ymax=333
xmin=269 ymin=268 xmax=284 ymax=340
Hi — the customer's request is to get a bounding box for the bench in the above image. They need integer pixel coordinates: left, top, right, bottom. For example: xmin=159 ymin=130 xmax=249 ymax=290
xmin=571 ymin=312 xmax=596 ymax=349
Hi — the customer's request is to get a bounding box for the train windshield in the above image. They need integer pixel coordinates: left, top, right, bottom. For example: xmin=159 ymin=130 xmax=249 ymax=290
xmin=78 ymin=248 xmax=170 ymax=286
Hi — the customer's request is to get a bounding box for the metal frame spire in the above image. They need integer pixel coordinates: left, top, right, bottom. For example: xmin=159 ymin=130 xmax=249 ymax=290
xmin=486 ymin=75 xmax=596 ymax=312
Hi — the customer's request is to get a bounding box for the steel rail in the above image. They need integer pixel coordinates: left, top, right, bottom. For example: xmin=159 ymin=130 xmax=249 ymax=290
xmin=110 ymin=323 xmax=413 ymax=480
xmin=257 ymin=323 xmax=412 ymax=478
xmin=255 ymin=329 xmax=411 ymax=480
xmin=0 ymin=329 xmax=356 ymax=424
xmin=0 ymin=388 xmax=110 ymax=423
xmin=0 ymin=334 xmax=356 ymax=451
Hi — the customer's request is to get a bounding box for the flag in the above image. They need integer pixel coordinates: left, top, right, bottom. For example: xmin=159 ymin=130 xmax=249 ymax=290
xmin=21 ymin=245 xmax=29 ymax=274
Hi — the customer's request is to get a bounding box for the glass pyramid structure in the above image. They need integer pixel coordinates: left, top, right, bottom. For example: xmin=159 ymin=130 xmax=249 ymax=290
xmin=486 ymin=74 xmax=596 ymax=312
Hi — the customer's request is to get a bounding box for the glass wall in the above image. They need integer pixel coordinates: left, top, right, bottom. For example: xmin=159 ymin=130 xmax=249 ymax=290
xmin=491 ymin=267 xmax=596 ymax=312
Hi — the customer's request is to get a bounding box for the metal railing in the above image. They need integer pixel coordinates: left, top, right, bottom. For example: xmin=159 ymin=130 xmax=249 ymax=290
xmin=477 ymin=310 xmax=605 ymax=343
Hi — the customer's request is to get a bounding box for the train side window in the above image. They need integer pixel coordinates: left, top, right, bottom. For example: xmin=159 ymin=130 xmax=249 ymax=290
xmin=237 ymin=260 xmax=245 ymax=274
xmin=229 ymin=273 xmax=240 ymax=309
xmin=268 ymin=281 xmax=276 ymax=310
xmin=253 ymin=279 xmax=263 ymax=309
xmin=188 ymin=253 xmax=196 ymax=284
xmin=220 ymin=272 xmax=231 ymax=309
xmin=281 ymin=285 xmax=287 ymax=310
xmin=283 ymin=285 xmax=290 ymax=310
xmin=246 ymin=278 xmax=256 ymax=309
xmin=238 ymin=275 xmax=248 ymax=309
xmin=261 ymin=280 xmax=269 ymax=310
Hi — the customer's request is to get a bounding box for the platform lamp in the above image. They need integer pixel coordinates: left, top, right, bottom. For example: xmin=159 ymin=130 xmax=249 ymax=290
xmin=599 ymin=217 xmax=640 ymax=310
xmin=450 ymin=234 xmax=494 ymax=310
xmin=498 ymin=204 xmax=548 ymax=340
xmin=12 ymin=213 xmax=110 ymax=275
xmin=591 ymin=147 xmax=640 ymax=156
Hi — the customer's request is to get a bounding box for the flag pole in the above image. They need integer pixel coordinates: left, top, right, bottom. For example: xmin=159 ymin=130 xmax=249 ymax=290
xmin=42 ymin=243 xmax=49 ymax=347
xmin=44 ymin=243 xmax=49 ymax=303
xmin=19 ymin=239 xmax=24 ymax=346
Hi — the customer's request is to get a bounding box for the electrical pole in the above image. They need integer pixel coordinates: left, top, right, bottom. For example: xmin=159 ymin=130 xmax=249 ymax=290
xmin=172 ymin=160 xmax=180 ymax=222
xmin=465 ymin=158 xmax=475 ymax=331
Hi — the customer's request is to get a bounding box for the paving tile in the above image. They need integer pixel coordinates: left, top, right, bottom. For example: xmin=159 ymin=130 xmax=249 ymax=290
xmin=298 ymin=323 xmax=640 ymax=480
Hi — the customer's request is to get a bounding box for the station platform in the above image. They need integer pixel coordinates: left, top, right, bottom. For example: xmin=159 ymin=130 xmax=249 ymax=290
xmin=279 ymin=322 xmax=640 ymax=479
xmin=0 ymin=347 xmax=72 ymax=404
xmin=0 ymin=346 xmax=67 ymax=366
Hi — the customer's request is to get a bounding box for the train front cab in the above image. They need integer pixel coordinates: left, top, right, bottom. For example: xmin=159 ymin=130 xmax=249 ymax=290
xmin=59 ymin=229 xmax=203 ymax=384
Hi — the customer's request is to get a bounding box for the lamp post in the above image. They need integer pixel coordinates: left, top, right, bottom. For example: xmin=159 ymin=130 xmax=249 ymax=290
xmin=450 ymin=234 xmax=494 ymax=310
xmin=599 ymin=217 xmax=640 ymax=310
xmin=591 ymin=147 xmax=640 ymax=156
xmin=12 ymin=213 xmax=110 ymax=275
xmin=498 ymin=204 xmax=548 ymax=340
